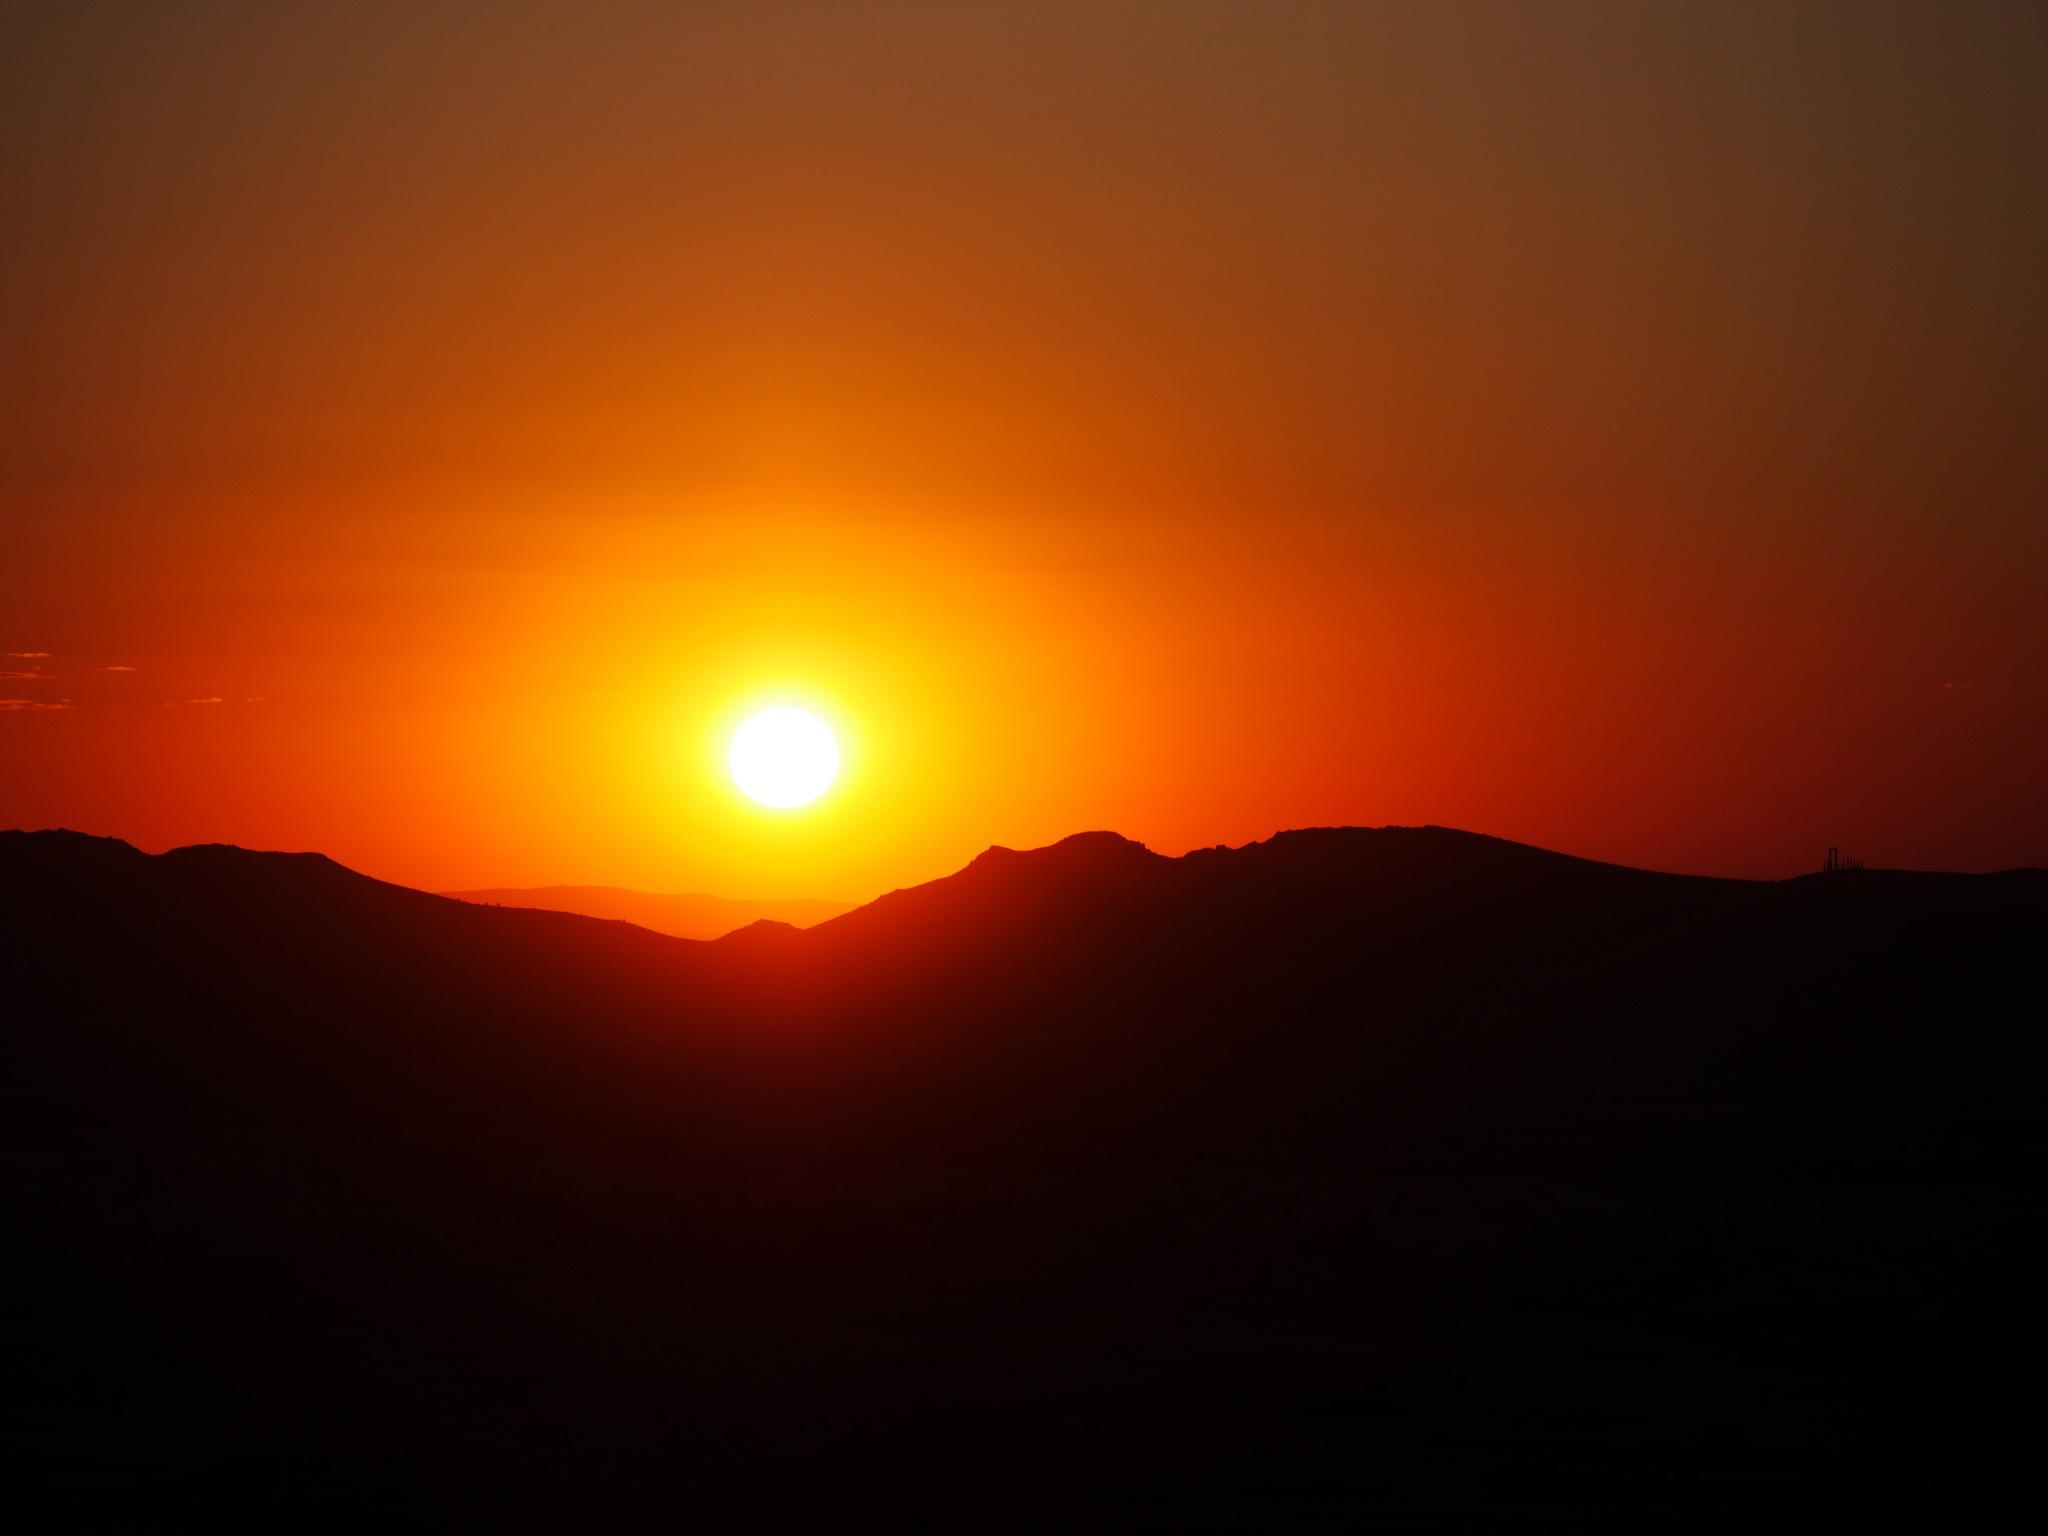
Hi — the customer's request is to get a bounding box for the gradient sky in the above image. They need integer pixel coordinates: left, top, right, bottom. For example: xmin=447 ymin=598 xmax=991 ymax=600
xmin=4 ymin=2 xmax=2044 ymax=897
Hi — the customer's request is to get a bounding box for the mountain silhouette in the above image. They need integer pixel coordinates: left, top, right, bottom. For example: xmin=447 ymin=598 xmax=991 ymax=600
xmin=3 ymin=825 xmax=2042 ymax=1529
xmin=439 ymin=882 xmax=855 ymax=939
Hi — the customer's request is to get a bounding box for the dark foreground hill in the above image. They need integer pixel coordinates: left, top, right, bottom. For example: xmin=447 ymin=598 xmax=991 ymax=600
xmin=440 ymin=883 xmax=855 ymax=939
xmin=3 ymin=826 xmax=2043 ymax=1529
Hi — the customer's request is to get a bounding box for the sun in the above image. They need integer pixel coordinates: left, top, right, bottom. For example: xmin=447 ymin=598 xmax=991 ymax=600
xmin=729 ymin=706 xmax=840 ymax=808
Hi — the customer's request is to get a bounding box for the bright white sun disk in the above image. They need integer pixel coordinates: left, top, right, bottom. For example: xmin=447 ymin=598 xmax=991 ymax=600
xmin=729 ymin=707 xmax=839 ymax=808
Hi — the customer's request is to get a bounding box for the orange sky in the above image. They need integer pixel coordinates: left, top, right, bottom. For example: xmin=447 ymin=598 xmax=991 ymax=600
xmin=4 ymin=3 xmax=2044 ymax=896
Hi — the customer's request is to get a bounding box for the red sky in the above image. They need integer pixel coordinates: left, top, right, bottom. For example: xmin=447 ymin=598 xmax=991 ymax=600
xmin=4 ymin=3 xmax=2044 ymax=897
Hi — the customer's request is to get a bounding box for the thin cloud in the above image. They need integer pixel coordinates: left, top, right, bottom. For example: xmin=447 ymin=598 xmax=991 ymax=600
xmin=0 ymin=698 xmax=70 ymax=711
xmin=4 ymin=651 xmax=52 ymax=659
xmin=104 ymin=664 xmax=138 ymax=672
xmin=186 ymin=696 xmax=224 ymax=705
xmin=0 ymin=669 xmax=51 ymax=679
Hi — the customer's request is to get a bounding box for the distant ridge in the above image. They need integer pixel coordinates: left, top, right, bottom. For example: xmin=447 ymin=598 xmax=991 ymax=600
xmin=439 ymin=882 xmax=856 ymax=939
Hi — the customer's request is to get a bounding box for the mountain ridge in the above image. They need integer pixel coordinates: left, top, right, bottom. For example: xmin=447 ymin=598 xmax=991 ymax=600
xmin=12 ymin=821 xmax=2042 ymax=928
xmin=3 ymin=818 xmax=2042 ymax=1526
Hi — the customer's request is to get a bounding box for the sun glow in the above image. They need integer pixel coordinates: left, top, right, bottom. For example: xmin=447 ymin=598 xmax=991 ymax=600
xmin=729 ymin=707 xmax=840 ymax=809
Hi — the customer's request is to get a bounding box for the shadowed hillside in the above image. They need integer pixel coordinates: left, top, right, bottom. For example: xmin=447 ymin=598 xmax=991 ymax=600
xmin=440 ymin=883 xmax=855 ymax=939
xmin=3 ymin=826 xmax=2042 ymax=1529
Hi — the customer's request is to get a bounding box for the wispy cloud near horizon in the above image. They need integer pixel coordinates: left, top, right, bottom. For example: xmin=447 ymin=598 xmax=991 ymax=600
xmin=0 ymin=698 xmax=71 ymax=711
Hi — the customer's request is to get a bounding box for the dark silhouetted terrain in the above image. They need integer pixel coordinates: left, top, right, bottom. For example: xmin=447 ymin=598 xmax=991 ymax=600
xmin=3 ymin=826 xmax=2042 ymax=1529
xmin=440 ymin=884 xmax=855 ymax=939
